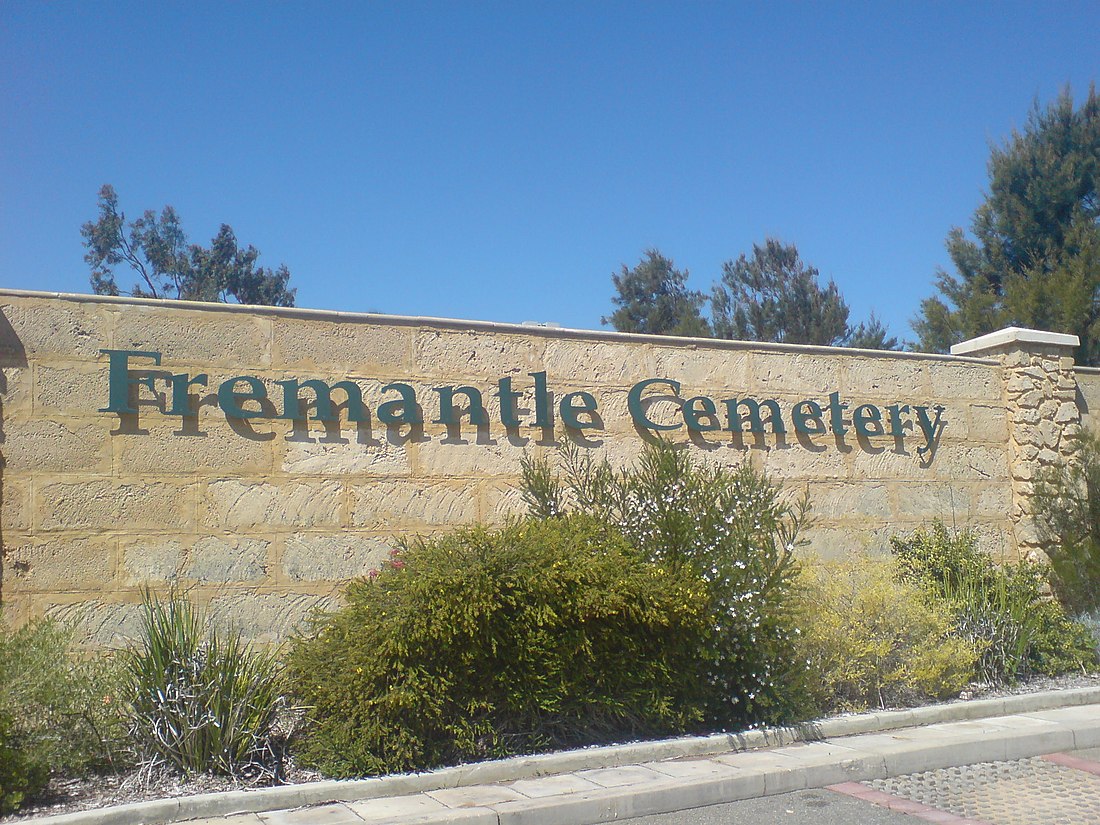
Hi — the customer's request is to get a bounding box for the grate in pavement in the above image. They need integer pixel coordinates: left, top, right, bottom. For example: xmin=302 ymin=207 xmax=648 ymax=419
xmin=869 ymin=757 xmax=1100 ymax=825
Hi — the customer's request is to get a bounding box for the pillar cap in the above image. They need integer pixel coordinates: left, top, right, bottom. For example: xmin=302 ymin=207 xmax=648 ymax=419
xmin=950 ymin=326 xmax=1079 ymax=356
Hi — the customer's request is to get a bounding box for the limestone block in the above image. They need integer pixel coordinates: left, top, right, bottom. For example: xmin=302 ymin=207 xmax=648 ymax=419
xmin=807 ymin=483 xmax=890 ymax=519
xmin=1 ymin=418 xmax=111 ymax=473
xmin=1038 ymin=419 xmax=1061 ymax=449
xmin=893 ymin=482 xmax=970 ymax=520
xmin=202 ymin=479 xmax=343 ymax=529
xmin=1015 ymin=519 xmax=1041 ymax=547
xmin=1076 ymin=375 xmax=1100 ymax=415
xmin=966 ymin=522 xmax=1018 ymax=559
xmin=113 ymin=305 xmax=271 ymax=368
xmin=415 ymin=329 xmax=543 ymax=379
xmin=1037 ymin=448 xmax=1059 ymax=465
xmin=973 ymin=484 xmax=1012 ymax=516
xmin=801 ymin=524 xmax=891 ymax=561
xmin=34 ymin=362 xmax=112 ymax=416
xmin=1017 ymin=442 xmax=1040 ymax=461
xmin=414 ymin=436 xmax=529 ymax=476
xmin=691 ymin=442 xmax=751 ymax=472
xmin=762 ymin=444 xmax=849 ymax=480
xmin=2 ymin=478 xmax=32 ymax=531
xmin=113 ymin=421 xmax=275 ymax=476
xmin=1038 ymin=398 xmax=1061 ymax=419
xmin=350 ymin=480 xmax=480 ymax=529
xmin=847 ymin=448 xmax=926 ymax=480
xmin=1013 ymin=463 xmax=1034 ymax=481
xmin=5 ymin=536 xmax=116 ymax=592
xmin=281 ymin=533 xmax=392 ymax=582
xmin=45 ymin=599 xmax=145 ymax=649
xmin=0 ymin=300 xmax=110 ymax=359
xmin=183 ymin=537 xmax=270 ymax=583
xmin=933 ymin=445 xmax=1011 ymax=481
xmin=841 ymin=358 xmax=928 ymax=396
xmin=271 ymin=318 xmax=412 ymax=374
xmin=0 ymin=366 xmax=32 ymax=414
xmin=967 ymin=404 xmax=1009 ymax=442
xmin=928 ymin=362 xmax=998 ymax=400
xmin=280 ymin=434 xmax=412 ymax=475
xmin=600 ymin=386 xmax=683 ymax=432
xmin=650 ymin=346 xmax=750 ymax=390
xmin=208 ymin=592 xmax=340 ymax=645
xmin=1055 ymin=402 xmax=1079 ymax=423
xmin=120 ymin=538 xmax=186 ymax=585
xmin=543 ymin=339 xmax=656 ymax=386
xmin=1016 ymin=389 xmax=1045 ymax=408
xmin=1016 ymin=367 xmax=1049 ymax=381
xmin=1015 ymin=407 xmax=1041 ymax=425
xmin=569 ymin=434 xmax=648 ymax=470
xmin=750 ymin=352 xmax=841 ymax=396
xmin=483 ymin=482 xmax=528 ymax=525
xmin=39 ymin=478 xmax=193 ymax=531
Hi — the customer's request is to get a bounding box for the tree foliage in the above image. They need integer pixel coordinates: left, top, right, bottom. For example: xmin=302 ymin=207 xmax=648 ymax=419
xmin=605 ymin=241 xmax=897 ymax=349
xmin=711 ymin=239 xmax=899 ymax=349
xmin=603 ymin=249 xmax=710 ymax=336
xmin=913 ymin=87 xmax=1100 ymax=362
xmin=81 ymin=185 xmax=296 ymax=307
xmin=711 ymin=239 xmax=850 ymax=345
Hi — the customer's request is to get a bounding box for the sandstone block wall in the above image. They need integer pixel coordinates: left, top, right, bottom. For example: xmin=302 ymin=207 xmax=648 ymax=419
xmin=1075 ymin=369 xmax=1100 ymax=432
xmin=0 ymin=291 xmax=1061 ymax=646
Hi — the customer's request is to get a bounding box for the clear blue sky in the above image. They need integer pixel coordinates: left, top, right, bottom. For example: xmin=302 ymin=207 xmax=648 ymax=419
xmin=2 ymin=1 xmax=1097 ymax=343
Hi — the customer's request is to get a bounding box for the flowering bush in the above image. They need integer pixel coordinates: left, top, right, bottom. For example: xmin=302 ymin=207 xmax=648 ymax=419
xmin=0 ymin=613 xmax=125 ymax=814
xmin=286 ymin=515 xmax=711 ymax=777
xmin=891 ymin=524 xmax=1097 ymax=683
xmin=522 ymin=440 xmax=814 ymax=727
xmin=796 ymin=554 xmax=978 ymax=711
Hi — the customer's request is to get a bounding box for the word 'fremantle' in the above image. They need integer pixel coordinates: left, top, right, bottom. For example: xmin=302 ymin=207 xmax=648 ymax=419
xmin=100 ymin=350 xmax=946 ymax=454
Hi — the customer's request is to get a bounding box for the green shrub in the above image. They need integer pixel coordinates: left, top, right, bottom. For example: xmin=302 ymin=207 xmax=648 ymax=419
xmin=891 ymin=524 xmax=1097 ymax=683
xmin=123 ymin=593 xmax=284 ymax=778
xmin=0 ymin=712 xmax=49 ymax=816
xmin=0 ymin=613 xmax=124 ymax=814
xmin=1034 ymin=429 xmax=1100 ymax=615
xmin=521 ymin=439 xmax=813 ymax=727
xmin=796 ymin=554 xmax=978 ymax=711
xmin=287 ymin=515 xmax=711 ymax=777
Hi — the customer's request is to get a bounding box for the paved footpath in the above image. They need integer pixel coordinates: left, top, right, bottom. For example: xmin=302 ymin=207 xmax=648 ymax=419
xmin=35 ymin=689 xmax=1100 ymax=825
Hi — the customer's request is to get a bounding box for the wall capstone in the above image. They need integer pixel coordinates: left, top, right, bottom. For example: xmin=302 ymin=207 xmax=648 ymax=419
xmin=952 ymin=327 xmax=1081 ymax=561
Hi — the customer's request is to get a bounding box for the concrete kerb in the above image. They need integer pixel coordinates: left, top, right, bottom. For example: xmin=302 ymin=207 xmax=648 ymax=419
xmin=26 ymin=686 xmax=1100 ymax=825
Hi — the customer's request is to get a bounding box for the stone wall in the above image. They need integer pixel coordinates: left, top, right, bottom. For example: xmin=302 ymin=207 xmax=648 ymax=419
xmin=0 ymin=291 xmax=1070 ymax=646
xmin=1075 ymin=368 xmax=1100 ymax=432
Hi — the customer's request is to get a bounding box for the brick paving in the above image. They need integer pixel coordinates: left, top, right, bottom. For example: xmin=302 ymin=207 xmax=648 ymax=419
xmin=828 ymin=752 xmax=1100 ymax=825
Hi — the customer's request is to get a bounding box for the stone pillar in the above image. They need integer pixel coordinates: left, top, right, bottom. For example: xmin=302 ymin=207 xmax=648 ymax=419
xmin=952 ymin=327 xmax=1081 ymax=561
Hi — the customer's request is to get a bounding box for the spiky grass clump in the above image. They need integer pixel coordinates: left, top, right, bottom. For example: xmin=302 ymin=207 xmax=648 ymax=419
xmin=124 ymin=594 xmax=283 ymax=779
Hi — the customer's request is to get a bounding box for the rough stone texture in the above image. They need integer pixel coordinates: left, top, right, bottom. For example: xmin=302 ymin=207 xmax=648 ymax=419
xmin=1077 ymin=370 xmax=1100 ymax=432
xmin=959 ymin=341 xmax=1084 ymax=561
xmin=350 ymin=480 xmax=481 ymax=529
xmin=5 ymin=536 xmax=116 ymax=592
xmin=112 ymin=306 xmax=272 ymax=369
xmin=201 ymin=479 xmax=343 ymax=529
xmin=39 ymin=478 xmax=193 ymax=531
xmin=280 ymin=533 xmax=392 ymax=582
xmin=0 ymin=292 xmax=1083 ymax=646
xmin=207 ymin=592 xmax=340 ymax=645
xmin=272 ymin=318 xmax=412 ymax=374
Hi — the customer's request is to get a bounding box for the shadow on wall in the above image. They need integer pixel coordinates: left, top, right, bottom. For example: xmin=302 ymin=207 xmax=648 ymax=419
xmin=0 ymin=309 xmax=28 ymax=605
